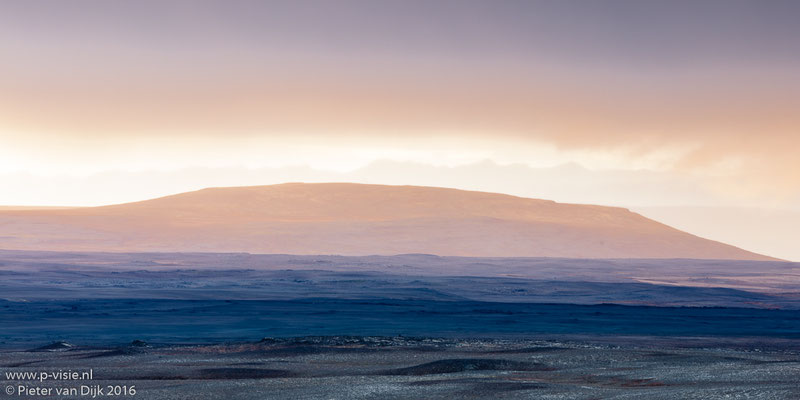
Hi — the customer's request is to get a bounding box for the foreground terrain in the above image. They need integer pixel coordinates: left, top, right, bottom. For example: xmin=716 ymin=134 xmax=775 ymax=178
xmin=1 ymin=251 xmax=799 ymax=348
xmin=2 ymin=336 xmax=799 ymax=399
xmin=1 ymin=250 xmax=798 ymax=398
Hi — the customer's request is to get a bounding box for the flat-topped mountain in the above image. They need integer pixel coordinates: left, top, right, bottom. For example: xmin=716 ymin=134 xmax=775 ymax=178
xmin=0 ymin=183 xmax=775 ymax=260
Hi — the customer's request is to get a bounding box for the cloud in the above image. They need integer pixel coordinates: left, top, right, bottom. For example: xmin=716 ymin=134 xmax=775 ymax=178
xmin=1 ymin=0 xmax=798 ymax=201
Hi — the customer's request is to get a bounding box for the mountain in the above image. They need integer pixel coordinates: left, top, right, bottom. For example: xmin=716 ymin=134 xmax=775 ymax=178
xmin=633 ymin=206 xmax=800 ymax=262
xmin=0 ymin=183 xmax=776 ymax=260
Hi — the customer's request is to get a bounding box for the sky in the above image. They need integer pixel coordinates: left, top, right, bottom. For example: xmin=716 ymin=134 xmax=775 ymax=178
xmin=0 ymin=1 xmax=798 ymax=258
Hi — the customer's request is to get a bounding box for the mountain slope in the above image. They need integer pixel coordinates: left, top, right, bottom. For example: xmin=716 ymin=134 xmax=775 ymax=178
xmin=0 ymin=183 xmax=776 ymax=260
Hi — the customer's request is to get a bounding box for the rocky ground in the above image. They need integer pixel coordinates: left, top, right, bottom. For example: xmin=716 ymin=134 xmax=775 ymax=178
xmin=2 ymin=251 xmax=799 ymax=398
xmin=2 ymin=336 xmax=798 ymax=399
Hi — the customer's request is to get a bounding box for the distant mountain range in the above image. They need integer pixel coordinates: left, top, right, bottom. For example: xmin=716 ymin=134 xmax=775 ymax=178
xmin=0 ymin=183 xmax=775 ymax=260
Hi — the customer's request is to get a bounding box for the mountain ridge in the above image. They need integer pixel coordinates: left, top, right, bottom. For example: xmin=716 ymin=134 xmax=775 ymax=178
xmin=0 ymin=183 xmax=777 ymax=260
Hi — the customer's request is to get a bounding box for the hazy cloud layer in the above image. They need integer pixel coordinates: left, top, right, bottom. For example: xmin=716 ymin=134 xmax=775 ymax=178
xmin=1 ymin=0 xmax=798 ymax=201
